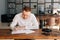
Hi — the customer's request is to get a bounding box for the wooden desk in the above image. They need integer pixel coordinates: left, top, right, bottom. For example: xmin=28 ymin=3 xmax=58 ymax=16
xmin=0 ymin=29 xmax=60 ymax=39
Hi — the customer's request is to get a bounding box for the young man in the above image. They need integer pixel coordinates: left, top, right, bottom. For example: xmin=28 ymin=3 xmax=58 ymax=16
xmin=10 ymin=6 xmax=39 ymax=31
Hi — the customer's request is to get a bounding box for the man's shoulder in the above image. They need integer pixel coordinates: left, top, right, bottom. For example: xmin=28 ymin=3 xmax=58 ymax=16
xmin=31 ymin=13 xmax=35 ymax=16
xmin=30 ymin=13 xmax=35 ymax=17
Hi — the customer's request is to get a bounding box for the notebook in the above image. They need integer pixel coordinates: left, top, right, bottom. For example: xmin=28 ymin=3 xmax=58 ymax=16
xmin=11 ymin=29 xmax=35 ymax=34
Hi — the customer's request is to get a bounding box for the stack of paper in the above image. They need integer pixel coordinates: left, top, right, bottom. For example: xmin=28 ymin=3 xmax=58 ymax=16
xmin=11 ymin=30 xmax=35 ymax=34
xmin=49 ymin=26 xmax=60 ymax=30
xmin=52 ymin=26 xmax=59 ymax=30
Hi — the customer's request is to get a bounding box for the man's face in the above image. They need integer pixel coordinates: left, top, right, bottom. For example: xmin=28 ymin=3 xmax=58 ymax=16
xmin=22 ymin=10 xmax=31 ymax=19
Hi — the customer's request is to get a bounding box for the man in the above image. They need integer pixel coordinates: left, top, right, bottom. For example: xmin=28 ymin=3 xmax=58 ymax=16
xmin=10 ymin=6 xmax=39 ymax=31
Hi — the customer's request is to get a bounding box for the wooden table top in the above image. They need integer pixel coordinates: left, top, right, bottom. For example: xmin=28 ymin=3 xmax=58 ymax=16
xmin=0 ymin=29 xmax=60 ymax=39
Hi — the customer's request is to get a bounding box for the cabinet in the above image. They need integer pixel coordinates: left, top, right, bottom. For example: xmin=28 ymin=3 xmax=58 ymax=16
xmin=1 ymin=14 xmax=16 ymax=23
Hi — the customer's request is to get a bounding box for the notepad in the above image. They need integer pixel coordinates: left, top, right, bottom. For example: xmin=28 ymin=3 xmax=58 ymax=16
xmin=52 ymin=26 xmax=59 ymax=30
xmin=50 ymin=26 xmax=60 ymax=30
xmin=11 ymin=30 xmax=35 ymax=34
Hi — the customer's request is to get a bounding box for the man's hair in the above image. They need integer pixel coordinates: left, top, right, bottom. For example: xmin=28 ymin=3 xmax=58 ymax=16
xmin=22 ymin=6 xmax=31 ymax=12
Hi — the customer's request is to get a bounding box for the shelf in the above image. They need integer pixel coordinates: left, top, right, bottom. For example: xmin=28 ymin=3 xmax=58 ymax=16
xmin=16 ymin=3 xmax=22 ymax=5
xmin=8 ymin=2 xmax=15 ymax=3
xmin=30 ymin=2 xmax=37 ymax=3
xmin=8 ymin=7 xmax=16 ymax=9
xmin=38 ymin=3 xmax=45 ymax=4
xmin=23 ymin=2 xmax=30 ymax=3
xmin=8 ymin=0 xmax=15 ymax=2
xmin=23 ymin=0 xmax=29 ymax=2
xmin=23 ymin=2 xmax=37 ymax=3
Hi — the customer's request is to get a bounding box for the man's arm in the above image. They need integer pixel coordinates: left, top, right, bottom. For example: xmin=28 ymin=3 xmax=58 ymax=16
xmin=10 ymin=15 xmax=18 ymax=30
xmin=10 ymin=14 xmax=25 ymax=31
xmin=31 ymin=14 xmax=39 ymax=29
xmin=26 ymin=14 xmax=39 ymax=29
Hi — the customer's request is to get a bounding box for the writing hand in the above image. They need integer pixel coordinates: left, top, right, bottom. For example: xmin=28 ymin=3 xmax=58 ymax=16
xmin=14 ymin=26 xmax=25 ymax=31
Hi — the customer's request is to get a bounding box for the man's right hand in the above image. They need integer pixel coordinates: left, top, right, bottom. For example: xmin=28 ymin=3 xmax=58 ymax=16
xmin=14 ymin=26 xmax=25 ymax=31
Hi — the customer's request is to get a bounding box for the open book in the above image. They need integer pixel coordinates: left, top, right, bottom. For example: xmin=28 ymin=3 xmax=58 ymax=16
xmin=11 ymin=29 xmax=35 ymax=34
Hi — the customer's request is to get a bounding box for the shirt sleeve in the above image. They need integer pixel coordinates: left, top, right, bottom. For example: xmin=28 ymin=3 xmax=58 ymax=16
xmin=10 ymin=15 xmax=18 ymax=30
xmin=26 ymin=14 xmax=39 ymax=29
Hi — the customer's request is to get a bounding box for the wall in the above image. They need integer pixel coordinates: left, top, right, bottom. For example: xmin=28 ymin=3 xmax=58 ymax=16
xmin=0 ymin=0 xmax=7 ymax=22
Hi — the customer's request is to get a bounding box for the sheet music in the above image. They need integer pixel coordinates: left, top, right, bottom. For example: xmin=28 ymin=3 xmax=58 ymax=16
xmin=11 ymin=30 xmax=35 ymax=34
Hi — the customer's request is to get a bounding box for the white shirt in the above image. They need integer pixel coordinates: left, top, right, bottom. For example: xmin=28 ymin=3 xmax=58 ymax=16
xmin=10 ymin=13 xmax=39 ymax=30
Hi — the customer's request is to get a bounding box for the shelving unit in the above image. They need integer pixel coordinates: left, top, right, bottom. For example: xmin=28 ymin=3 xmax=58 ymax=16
xmin=7 ymin=0 xmax=16 ymax=14
xmin=1 ymin=0 xmax=60 ymax=23
xmin=7 ymin=0 xmax=38 ymax=14
xmin=7 ymin=0 xmax=60 ymax=15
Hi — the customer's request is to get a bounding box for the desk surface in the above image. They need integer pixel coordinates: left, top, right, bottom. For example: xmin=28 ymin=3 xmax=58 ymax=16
xmin=0 ymin=29 xmax=60 ymax=39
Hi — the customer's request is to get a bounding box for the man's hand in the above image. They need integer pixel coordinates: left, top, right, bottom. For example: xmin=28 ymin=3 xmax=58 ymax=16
xmin=14 ymin=26 xmax=25 ymax=31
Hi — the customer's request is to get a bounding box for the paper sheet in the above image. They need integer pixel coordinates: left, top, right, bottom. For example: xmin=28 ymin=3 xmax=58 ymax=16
xmin=49 ymin=26 xmax=60 ymax=30
xmin=52 ymin=26 xmax=59 ymax=30
xmin=11 ymin=30 xmax=35 ymax=34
